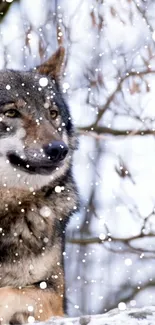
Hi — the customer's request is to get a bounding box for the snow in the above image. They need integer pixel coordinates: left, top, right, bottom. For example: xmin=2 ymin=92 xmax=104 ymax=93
xmin=118 ymin=302 xmax=126 ymax=311
xmin=39 ymin=77 xmax=48 ymax=87
xmin=38 ymin=306 xmax=155 ymax=325
xmin=28 ymin=316 xmax=35 ymax=323
xmin=6 ymin=85 xmax=11 ymax=90
xmin=99 ymin=233 xmax=106 ymax=240
xmin=39 ymin=206 xmax=52 ymax=218
xmin=124 ymin=259 xmax=132 ymax=266
xmin=27 ymin=306 xmax=34 ymax=312
xmin=55 ymin=186 xmax=62 ymax=193
xmin=40 ymin=281 xmax=47 ymax=289
xmin=63 ymin=82 xmax=70 ymax=93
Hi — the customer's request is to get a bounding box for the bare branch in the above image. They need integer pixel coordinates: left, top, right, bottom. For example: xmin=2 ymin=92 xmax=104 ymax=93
xmin=94 ymin=69 xmax=155 ymax=126
xmin=78 ymin=125 xmax=155 ymax=137
xmin=0 ymin=0 xmax=20 ymax=22
xmin=67 ymin=232 xmax=155 ymax=245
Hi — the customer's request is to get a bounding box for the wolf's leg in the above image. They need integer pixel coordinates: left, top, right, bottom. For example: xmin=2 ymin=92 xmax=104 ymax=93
xmin=0 ymin=286 xmax=63 ymax=324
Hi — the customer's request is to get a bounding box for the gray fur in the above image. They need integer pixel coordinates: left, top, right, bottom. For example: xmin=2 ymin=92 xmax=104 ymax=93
xmin=0 ymin=54 xmax=78 ymax=324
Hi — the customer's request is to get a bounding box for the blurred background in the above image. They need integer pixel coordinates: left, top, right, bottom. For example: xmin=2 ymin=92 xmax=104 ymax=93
xmin=1 ymin=0 xmax=155 ymax=317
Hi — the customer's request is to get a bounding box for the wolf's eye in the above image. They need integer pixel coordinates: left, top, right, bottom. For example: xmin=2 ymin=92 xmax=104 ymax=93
xmin=50 ymin=110 xmax=58 ymax=120
xmin=4 ymin=109 xmax=20 ymax=118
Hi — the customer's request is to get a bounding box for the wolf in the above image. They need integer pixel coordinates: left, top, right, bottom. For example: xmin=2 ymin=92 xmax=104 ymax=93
xmin=0 ymin=47 xmax=78 ymax=324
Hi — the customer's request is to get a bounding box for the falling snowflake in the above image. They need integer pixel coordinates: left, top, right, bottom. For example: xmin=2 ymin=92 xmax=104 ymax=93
xmin=28 ymin=316 xmax=35 ymax=323
xmin=124 ymin=258 xmax=132 ymax=266
xmin=39 ymin=77 xmax=48 ymax=87
xmin=118 ymin=302 xmax=127 ymax=311
xmin=6 ymin=85 xmax=11 ymax=90
xmin=28 ymin=306 xmax=34 ymax=312
xmin=55 ymin=186 xmax=62 ymax=193
xmin=40 ymin=281 xmax=47 ymax=289
xmin=39 ymin=206 xmax=51 ymax=217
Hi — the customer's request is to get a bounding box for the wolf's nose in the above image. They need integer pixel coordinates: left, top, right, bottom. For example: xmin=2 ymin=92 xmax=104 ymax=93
xmin=43 ymin=141 xmax=68 ymax=162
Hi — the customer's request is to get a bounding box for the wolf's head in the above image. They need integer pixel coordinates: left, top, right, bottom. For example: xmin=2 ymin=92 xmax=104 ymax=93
xmin=0 ymin=47 xmax=76 ymax=190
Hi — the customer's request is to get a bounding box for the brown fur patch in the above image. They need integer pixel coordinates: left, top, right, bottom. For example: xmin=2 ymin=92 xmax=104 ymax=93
xmin=37 ymin=47 xmax=65 ymax=79
xmin=23 ymin=117 xmax=61 ymax=145
xmin=0 ymin=286 xmax=64 ymax=324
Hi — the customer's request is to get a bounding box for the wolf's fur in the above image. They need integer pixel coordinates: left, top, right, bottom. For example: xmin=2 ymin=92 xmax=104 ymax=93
xmin=0 ymin=47 xmax=78 ymax=324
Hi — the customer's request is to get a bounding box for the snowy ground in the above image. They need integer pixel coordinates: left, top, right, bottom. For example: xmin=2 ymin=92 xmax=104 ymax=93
xmin=38 ymin=306 xmax=155 ymax=325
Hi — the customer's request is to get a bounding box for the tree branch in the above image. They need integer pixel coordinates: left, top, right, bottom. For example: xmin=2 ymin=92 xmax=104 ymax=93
xmin=78 ymin=126 xmax=155 ymax=137
xmin=0 ymin=0 xmax=20 ymax=22
xmin=91 ymin=69 xmax=155 ymax=127
xmin=67 ymin=232 xmax=155 ymax=245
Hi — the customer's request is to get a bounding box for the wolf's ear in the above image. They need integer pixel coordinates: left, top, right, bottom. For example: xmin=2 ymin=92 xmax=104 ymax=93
xmin=36 ymin=46 xmax=65 ymax=79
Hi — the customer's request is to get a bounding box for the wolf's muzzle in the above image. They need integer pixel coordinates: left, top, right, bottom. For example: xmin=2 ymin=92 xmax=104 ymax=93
xmin=43 ymin=141 xmax=68 ymax=163
xmin=7 ymin=141 xmax=69 ymax=175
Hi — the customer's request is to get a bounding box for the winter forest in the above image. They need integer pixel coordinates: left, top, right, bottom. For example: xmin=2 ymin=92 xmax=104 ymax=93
xmin=1 ymin=0 xmax=155 ymax=320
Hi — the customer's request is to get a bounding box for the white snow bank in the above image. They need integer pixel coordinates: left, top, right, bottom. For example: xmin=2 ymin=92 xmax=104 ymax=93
xmin=38 ymin=306 xmax=155 ymax=325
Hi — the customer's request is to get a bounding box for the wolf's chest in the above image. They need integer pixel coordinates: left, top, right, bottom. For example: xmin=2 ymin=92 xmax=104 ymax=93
xmin=0 ymin=203 xmax=62 ymax=287
xmin=0 ymin=241 xmax=62 ymax=287
xmin=0 ymin=203 xmax=56 ymax=256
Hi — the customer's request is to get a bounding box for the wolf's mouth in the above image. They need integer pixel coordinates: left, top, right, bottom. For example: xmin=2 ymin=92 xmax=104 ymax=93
xmin=7 ymin=153 xmax=60 ymax=175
